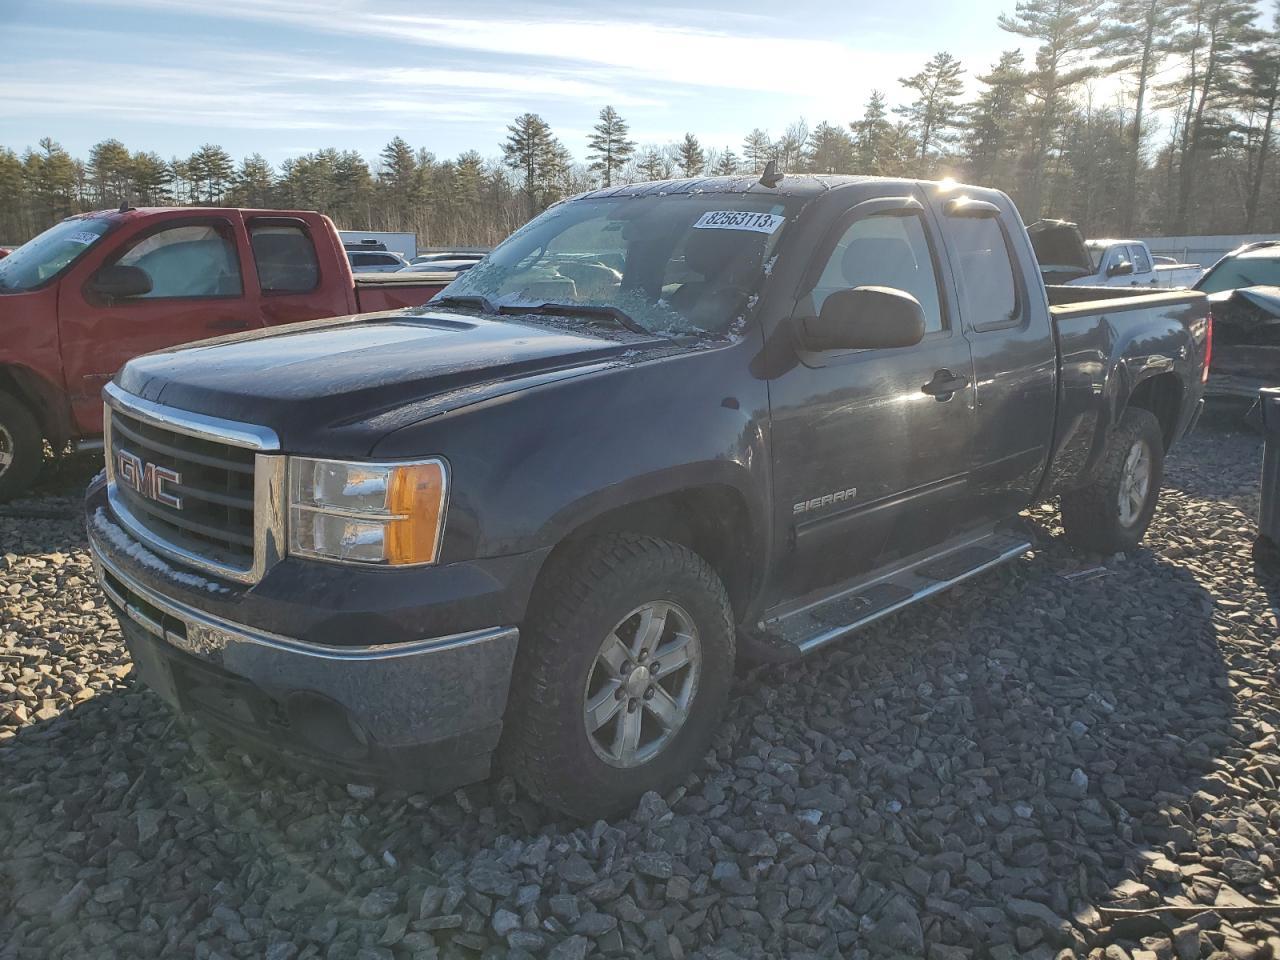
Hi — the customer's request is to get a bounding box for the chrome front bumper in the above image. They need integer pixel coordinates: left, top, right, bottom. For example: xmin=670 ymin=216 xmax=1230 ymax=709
xmin=89 ymin=533 xmax=519 ymax=785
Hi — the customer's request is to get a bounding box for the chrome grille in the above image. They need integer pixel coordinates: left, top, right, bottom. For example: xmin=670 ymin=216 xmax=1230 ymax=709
xmin=103 ymin=383 xmax=285 ymax=584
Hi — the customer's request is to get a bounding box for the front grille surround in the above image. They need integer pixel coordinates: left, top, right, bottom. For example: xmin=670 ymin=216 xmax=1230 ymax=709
xmin=103 ymin=383 xmax=286 ymax=585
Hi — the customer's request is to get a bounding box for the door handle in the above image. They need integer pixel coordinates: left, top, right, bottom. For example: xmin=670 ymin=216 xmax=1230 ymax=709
xmin=921 ymin=369 xmax=969 ymax=401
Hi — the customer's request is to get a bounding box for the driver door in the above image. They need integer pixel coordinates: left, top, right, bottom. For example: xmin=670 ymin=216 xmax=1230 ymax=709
xmin=765 ymin=196 xmax=977 ymax=603
xmin=58 ymin=216 xmax=257 ymax=434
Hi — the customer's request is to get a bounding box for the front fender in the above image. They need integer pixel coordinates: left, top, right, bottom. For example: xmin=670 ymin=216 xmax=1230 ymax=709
xmin=370 ymin=338 xmax=773 ymax=569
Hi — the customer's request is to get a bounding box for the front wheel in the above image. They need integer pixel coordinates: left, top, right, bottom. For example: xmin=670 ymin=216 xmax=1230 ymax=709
xmin=1061 ymin=407 xmax=1165 ymax=553
xmin=501 ymin=534 xmax=735 ymax=819
xmin=0 ymin=393 xmax=43 ymax=503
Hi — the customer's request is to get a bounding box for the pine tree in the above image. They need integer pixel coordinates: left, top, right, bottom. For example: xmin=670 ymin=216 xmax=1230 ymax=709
xmin=233 ymin=153 xmax=275 ymax=208
xmin=379 ymin=137 xmax=418 ymax=198
xmin=742 ymin=129 xmax=775 ymax=171
xmin=805 ymin=122 xmax=856 ymax=174
xmin=852 ymin=90 xmax=895 ymax=173
xmin=24 ymin=138 xmax=78 ymax=222
xmin=186 ymin=144 xmax=234 ymax=205
xmin=131 ymin=151 xmax=171 ymax=206
xmin=775 ymin=120 xmax=810 ymax=172
xmin=586 ymin=106 xmax=636 ymax=187
xmin=0 ymin=147 xmax=26 ymax=241
xmin=999 ymin=0 xmax=1106 ymax=218
xmin=1237 ymin=3 xmax=1279 ymax=231
xmin=713 ymin=149 xmax=741 ymax=175
xmin=333 ymin=150 xmax=373 ymax=226
xmin=1098 ymin=0 xmax=1183 ymax=231
xmin=677 ymin=133 xmax=705 ymax=177
xmin=1162 ymin=0 xmax=1261 ymax=232
xmin=636 ymin=146 xmax=670 ymax=182
xmin=87 ymin=138 xmax=134 ymax=207
xmin=965 ymin=51 xmax=1030 ymax=187
xmin=896 ymin=52 xmax=966 ymax=167
xmin=502 ymin=113 xmax=566 ymax=217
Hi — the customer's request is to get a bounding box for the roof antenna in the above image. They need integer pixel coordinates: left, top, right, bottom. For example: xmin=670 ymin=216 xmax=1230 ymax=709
xmin=758 ymin=159 xmax=783 ymax=188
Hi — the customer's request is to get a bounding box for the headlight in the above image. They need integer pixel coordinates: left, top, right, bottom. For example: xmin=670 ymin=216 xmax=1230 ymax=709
xmin=288 ymin=457 xmax=448 ymax=565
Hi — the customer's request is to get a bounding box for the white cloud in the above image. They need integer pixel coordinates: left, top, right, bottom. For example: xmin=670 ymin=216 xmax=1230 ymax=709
xmin=0 ymin=39 xmax=665 ymax=133
xmin=76 ymin=0 xmax=926 ymax=107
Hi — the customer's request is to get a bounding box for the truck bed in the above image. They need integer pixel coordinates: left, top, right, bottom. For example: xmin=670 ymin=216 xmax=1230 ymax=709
xmin=354 ymin=271 xmax=457 ymax=313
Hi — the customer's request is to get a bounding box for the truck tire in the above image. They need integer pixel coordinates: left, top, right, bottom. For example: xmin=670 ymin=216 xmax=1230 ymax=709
xmin=1061 ymin=407 xmax=1165 ymax=554
xmin=501 ymin=534 xmax=735 ymax=819
xmin=0 ymin=393 xmax=42 ymax=503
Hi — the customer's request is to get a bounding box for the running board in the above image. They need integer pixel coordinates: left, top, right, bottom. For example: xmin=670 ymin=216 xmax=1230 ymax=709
xmin=756 ymin=532 xmax=1032 ymax=657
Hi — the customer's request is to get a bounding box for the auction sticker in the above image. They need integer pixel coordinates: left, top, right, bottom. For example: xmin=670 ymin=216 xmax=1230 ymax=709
xmin=692 ymin=211 xmax=785 ymax=234
xmin=66 ymin=232 xmax=102 ymax=245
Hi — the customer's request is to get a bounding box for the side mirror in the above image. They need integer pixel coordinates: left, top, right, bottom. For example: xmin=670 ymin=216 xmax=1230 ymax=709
xmin=1107 ymin=260 xmax=1135 ymax=278
xmin=797 ymin=286 xmax=926 ymax=352
xmin=87 ymin=264 xmax=152 ymax=301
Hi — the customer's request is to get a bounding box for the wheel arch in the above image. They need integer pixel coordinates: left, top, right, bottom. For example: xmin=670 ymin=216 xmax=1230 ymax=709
xmin=533 ymin=480 xmax=762 ymax=625
xmin=1122 ymin=371 xmax=1184 ymax=451
xmin=0 ymin=364 xmax=72 ymax=448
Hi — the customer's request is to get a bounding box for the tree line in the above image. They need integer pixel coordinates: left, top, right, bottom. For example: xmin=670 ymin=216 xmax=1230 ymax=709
xmin=2 ymin=0 xmax=1277 ymax=247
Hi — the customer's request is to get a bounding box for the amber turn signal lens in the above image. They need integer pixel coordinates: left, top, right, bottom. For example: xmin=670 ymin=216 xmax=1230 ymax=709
xmin=386 ymin=461 xmax=448 ymax=565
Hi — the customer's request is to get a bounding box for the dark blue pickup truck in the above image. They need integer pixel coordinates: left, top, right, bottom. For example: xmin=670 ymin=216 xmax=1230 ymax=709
xmin=86 ymin=175 xmax=1211 ymax=818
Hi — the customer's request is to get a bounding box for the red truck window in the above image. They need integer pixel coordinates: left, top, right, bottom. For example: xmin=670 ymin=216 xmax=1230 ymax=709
xmin=115 ymin=223 xmax=242 ymax=299
xmin=249 ymin=221 xmax=319 ymax=294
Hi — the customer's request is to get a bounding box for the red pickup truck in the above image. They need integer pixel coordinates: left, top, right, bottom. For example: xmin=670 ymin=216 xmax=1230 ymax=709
xmin=0 ymin=207 xmax=455 ymax=500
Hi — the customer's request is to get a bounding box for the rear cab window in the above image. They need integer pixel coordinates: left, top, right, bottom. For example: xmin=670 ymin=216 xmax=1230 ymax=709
xmin=249 ymin=220 xmax=319 ymax=293
xmin=939 ymin=207 xmax=1022 ymax=332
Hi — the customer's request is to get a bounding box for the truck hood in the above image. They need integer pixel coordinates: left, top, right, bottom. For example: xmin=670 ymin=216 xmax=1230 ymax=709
xmin=1027 ymin=219 xmax=1092 ymax=283
xmin=116 ymin=310 xmax=663 ymax=454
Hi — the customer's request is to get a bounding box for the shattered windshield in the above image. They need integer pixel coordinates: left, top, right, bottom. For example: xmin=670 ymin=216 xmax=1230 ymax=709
xmin=437 ymin=194 xmax=799 ymax=336
xmin=0 ymin=217 xmax=113 ymax=293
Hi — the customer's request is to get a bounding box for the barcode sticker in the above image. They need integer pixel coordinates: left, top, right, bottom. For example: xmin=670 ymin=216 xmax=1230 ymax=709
xmin=692 ymin=211 xmax=785 ymax=234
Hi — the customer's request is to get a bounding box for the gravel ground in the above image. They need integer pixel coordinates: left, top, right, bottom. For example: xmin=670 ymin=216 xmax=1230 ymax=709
xmin=1 ymin=406 xmax=1278 ymax=960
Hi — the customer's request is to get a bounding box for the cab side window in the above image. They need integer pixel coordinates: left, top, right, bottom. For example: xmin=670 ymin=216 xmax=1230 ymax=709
xmin=945 ymin=216 xmax=1020 ymax=332
xmin=1105 ymin=245 xmax=1131 ymax=273
xmin=812 ymin=214 xmax=945 ymax=334
xmin=115 ymin=224 xmax=242 ymax=299
xmin=1131 ymin=245 xmax=1153 ymax=274
xmin=250 ymin=221 xmax=319 ymax=293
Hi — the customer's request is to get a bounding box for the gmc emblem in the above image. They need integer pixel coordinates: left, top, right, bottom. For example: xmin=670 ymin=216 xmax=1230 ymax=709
xmin=116 ymin=450 xmax=183 ymax=509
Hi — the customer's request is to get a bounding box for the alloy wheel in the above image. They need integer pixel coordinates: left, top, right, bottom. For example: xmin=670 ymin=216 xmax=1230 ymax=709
xmin=583 ymin=600 xmax=702 ymax=768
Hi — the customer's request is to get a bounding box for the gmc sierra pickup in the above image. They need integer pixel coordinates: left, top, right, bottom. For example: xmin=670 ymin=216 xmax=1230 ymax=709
xmin=0 ymin=207 xmax=455 ymax=500
xmin=85 ymin=175 xmax=1211 ymax=819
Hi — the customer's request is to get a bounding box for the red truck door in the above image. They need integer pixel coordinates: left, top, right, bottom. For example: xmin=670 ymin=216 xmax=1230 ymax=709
xmin=58 ymin=213 xmax=260 ymax=435
xmin=245 ymin=215 xmax=355 ymax=326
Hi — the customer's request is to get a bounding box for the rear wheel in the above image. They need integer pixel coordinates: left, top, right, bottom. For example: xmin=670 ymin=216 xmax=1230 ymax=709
xmin=0 ymin=393 xmax=42 ymax=503
xmin=501 ymin=534 xmax=735 ymax=819
xmin=1061 ymin=407 xmax=1165 ymax=553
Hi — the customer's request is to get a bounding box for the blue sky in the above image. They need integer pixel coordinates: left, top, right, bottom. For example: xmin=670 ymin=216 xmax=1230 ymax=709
xmin=0 ymin=0 xmax=1041 ymax=167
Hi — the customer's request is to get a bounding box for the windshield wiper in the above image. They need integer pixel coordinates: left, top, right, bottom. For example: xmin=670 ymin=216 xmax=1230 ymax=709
xmin=498 ymin=302 xmax=653 ymax=336
xmin=429 ymin=293 xmax=498 ymax=314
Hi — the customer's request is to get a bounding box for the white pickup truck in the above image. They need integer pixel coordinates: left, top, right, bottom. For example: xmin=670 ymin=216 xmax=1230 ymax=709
xmin=1028 ymin=220 xmax=1203 ymax=288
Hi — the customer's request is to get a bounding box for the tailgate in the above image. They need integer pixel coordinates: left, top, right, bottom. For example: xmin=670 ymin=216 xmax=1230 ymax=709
xmin=354 ymin=272 xmax=457 ymax=312
xmin=1208 ymin=345 xmax=1280 ymax=398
